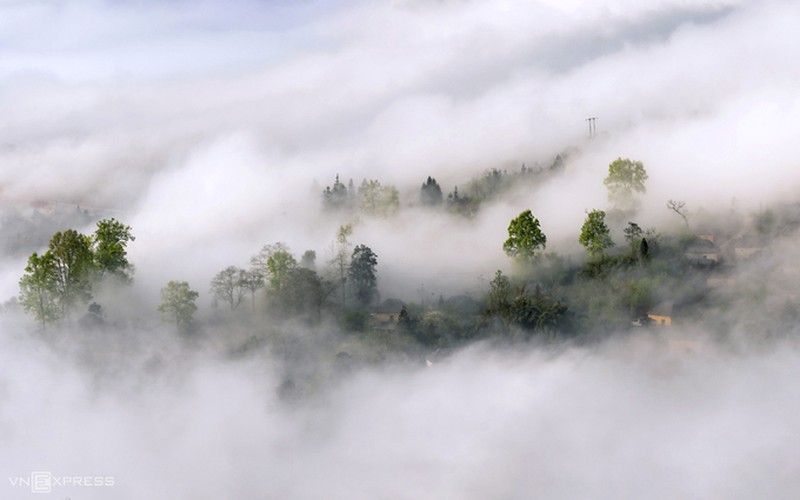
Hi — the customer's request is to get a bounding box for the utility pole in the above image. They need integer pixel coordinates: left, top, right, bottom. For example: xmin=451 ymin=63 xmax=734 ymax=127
xmin=586 ymin=117 xmax=597 ymax=138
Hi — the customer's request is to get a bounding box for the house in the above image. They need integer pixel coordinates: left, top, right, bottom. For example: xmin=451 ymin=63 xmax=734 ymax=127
xmin=370 ymin=298 xmax=405 ymax=331
xmin=647 ymin=301 xmax=673 ymax=326
xmin=732 ymin=235 xmax=766 ymax=261
xmin=685 ymin=237 xmax=720 ymax=267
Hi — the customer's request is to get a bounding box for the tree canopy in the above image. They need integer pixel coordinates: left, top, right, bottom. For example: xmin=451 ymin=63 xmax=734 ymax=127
xmin=359 ymin=179 xmax=399 ymax=217
xmin=604 ymin=158 xmax=647 ymax=213
xmin=349 ymin=244 xmax=378 ymax=306
xmin=18 ymin=218 xmax=136 ymax=326
xmin=420 ymin=176 xmax=443 ymax=206
xmin=251 ymin=243 xmax=297 ymax=295
xmin=503 ymin=209 xmax=546 ymax=261
xmin=93 ymin=218 xmax=135 ymax=282
xmin=19 ymin=252 xmax=59 ymax=327
xmin=158 ymin=280 xmax=199 ymax=330
xmin=579 ymin=209 xmax=614 ymax=258
xmin=210 ymin=266 xmax=247 ymax=311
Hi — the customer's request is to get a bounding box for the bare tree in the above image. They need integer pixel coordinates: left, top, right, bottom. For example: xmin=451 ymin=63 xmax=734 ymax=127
xmin=667 ymin=199 xmax=689 ymax=227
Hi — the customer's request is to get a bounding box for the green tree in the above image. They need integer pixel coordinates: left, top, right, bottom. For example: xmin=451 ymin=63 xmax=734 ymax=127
xmin=420 ymin=176 xmax=443 ymax=206
xmin=623 ymin=222 xmax=643 ymax=254
xmin=18 ymin=252 xmax=59 ymax=327
xmin=503 ymin=210 xmax=547 ymax=261
xmin=92 ymin=218 xmax=135 ymax=282
xmin=281 ymin=267 xmax=326 ymax=321
xmin=49 ymin=229 xmax=94 ymax=318
xmin=604 ymin=158 xmax=647 ymax=213
xmin=349 ymin=244 xmax=378 ymax=306
xmin=210 ymin=266 xmax=247 ymax=311
xmin=485 ymin=270 xmax=513 ymax=325
xmin=359 ymin=179 xmax=399 ymax=216
xmin=251 ymin=243 xmax=297 ymax=296
xmin=330 ymin=224 xmax=353 ymax=309
xmin=579 ymin=209 xmax=614 ymax=259
xmin=158 ymin=281 xmax=199 ymax=330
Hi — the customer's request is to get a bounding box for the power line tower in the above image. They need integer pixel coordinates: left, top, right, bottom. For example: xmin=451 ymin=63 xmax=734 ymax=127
xmin=586 ymin=117 xmax=597 ymax=138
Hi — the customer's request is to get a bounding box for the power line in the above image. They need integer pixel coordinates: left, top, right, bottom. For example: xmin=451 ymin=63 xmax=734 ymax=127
xmin=586 ymin=117 xmax=597 ymax=138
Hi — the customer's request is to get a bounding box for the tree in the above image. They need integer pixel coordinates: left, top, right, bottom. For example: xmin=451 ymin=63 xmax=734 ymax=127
xmin=17 ymin=220 xmax=137 ymax=326
xmin=359 ymin=179 xmax=399 ymax=216
xmin=239 ymin=269 xmax=265 ymax=311
xmin=300 ymin=250 xmax=317 ymax=270
xmin=485 ymin=270 xmax=513 ymax=325
xmin=639 ymin=238 xmax=649 ymax=260
xmin=667 ymin=199 xmax=689 ymax=227
xmin=503 ymin=210 xmax=547 ymax=261
xmin=330 ymin=224 xmax=353 ymax=309
xmin=251 ymin=243 xmax=297 ymax=296
xmin=322 ymin=174 xmax=352 ymax=210
xmin=579 ymin=209 xmax=614 ymax=259
xmin=623 ymin=222 xmax=643 ymax=253
xmin=349 ymin=244 xmax=378 ymax=306
xmin=281 ymin=267 xmax=326 ymax=320
xmin=210 ymin=266 xmax=247 ymax=311
xmin=420 ymin=176 xmax=443 ymax=206
xmin=18 ymin=252 xmax=59 ymax=327
xmin=92 ymin=218 xmax=135 ymax=282
xmin=49 ymin=229 xmax=94 ymax=318
xmin=604 ymin=158 xmax=648 ymax=213
xmin=158 ymin=281 xmax=199 ymax=330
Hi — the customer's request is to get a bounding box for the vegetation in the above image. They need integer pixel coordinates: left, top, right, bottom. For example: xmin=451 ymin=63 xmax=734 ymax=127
xmin=158 ymin=280 xmax=199 ymax=331
xmin=604 ymin=158 xmax=647 ymax=214
xmin=18 ymin=219 xmax=135 ymax=327
xmin=579 ymin=209 xmax=614 ymax=259
xmin=420 ymin=176 xmax=443 ymax=206
xmin=503 ymin=210 xmax=546 ymax=262
xmin=349 ymin=244 xmax=379 ymax=307
xmin=13 ymin=151 xmax=800 ymax=383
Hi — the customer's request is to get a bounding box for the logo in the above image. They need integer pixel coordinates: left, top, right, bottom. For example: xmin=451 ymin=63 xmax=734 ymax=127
xmin=8 ymin=471 xmax=115 ymax=493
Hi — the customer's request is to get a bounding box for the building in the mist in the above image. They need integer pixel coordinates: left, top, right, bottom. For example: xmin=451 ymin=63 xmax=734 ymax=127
xmin=647 ymin=302 xmax=673 ymax=326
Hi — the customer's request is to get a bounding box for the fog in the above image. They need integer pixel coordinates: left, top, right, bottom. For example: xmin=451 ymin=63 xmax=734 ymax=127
xmin=3 ymin=323 xmax=800 ymax=499
xmin=2 ymin=0 xmax=800 ymax=497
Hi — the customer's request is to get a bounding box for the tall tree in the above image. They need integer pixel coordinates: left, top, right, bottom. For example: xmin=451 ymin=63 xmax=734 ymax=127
xmin=92 ymin=218 xmax=135 ymax=282
xmin=300 ymin=250 xmax=317 ymax=270
xmin=18 ymin=252 xmax=59 ymax=328
xmin=604 ymin=158 xmax=648 ymax=213
xmin=281 ymin=267 xmax=326 ymax=321
xmin=210 ymin=266 xmax=247 ymax=311
xmin=251 ymin=243 xmax=297 ymax=296
xmin=322 ymin=174 xmax=352 ymax=210
xmin=623 ymin=222 xmax=643 ymax=253
xmin=359 ymin=179 xmax=399 ymax=216
xmin=579 ymin=209 xmax=614 ymax=259
xmin=158 ymin=281 xmax=199 ymax=330
xmin=503 ymin=210 xmax=547 ymax=261
xmin=485 ymin=270 xmax=513 ymax=325
xmin=49 ymin=229 xmax=94 ymax=318
xmin=667 ymin=199 xmax=689 ymax=227
xmin=349 ymin=244 xmax=378 ymax=306
xmin=420 ymin=176 xmax=443 ymax=206
xmin=239 ymin=269 xmax=265 ymax=311
xmin=330 ymin=224 xmax=353 ymax=309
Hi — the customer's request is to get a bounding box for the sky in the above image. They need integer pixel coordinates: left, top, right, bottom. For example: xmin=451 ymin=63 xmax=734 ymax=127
xmin=2 ymin=1 xmax=800 ymax=497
